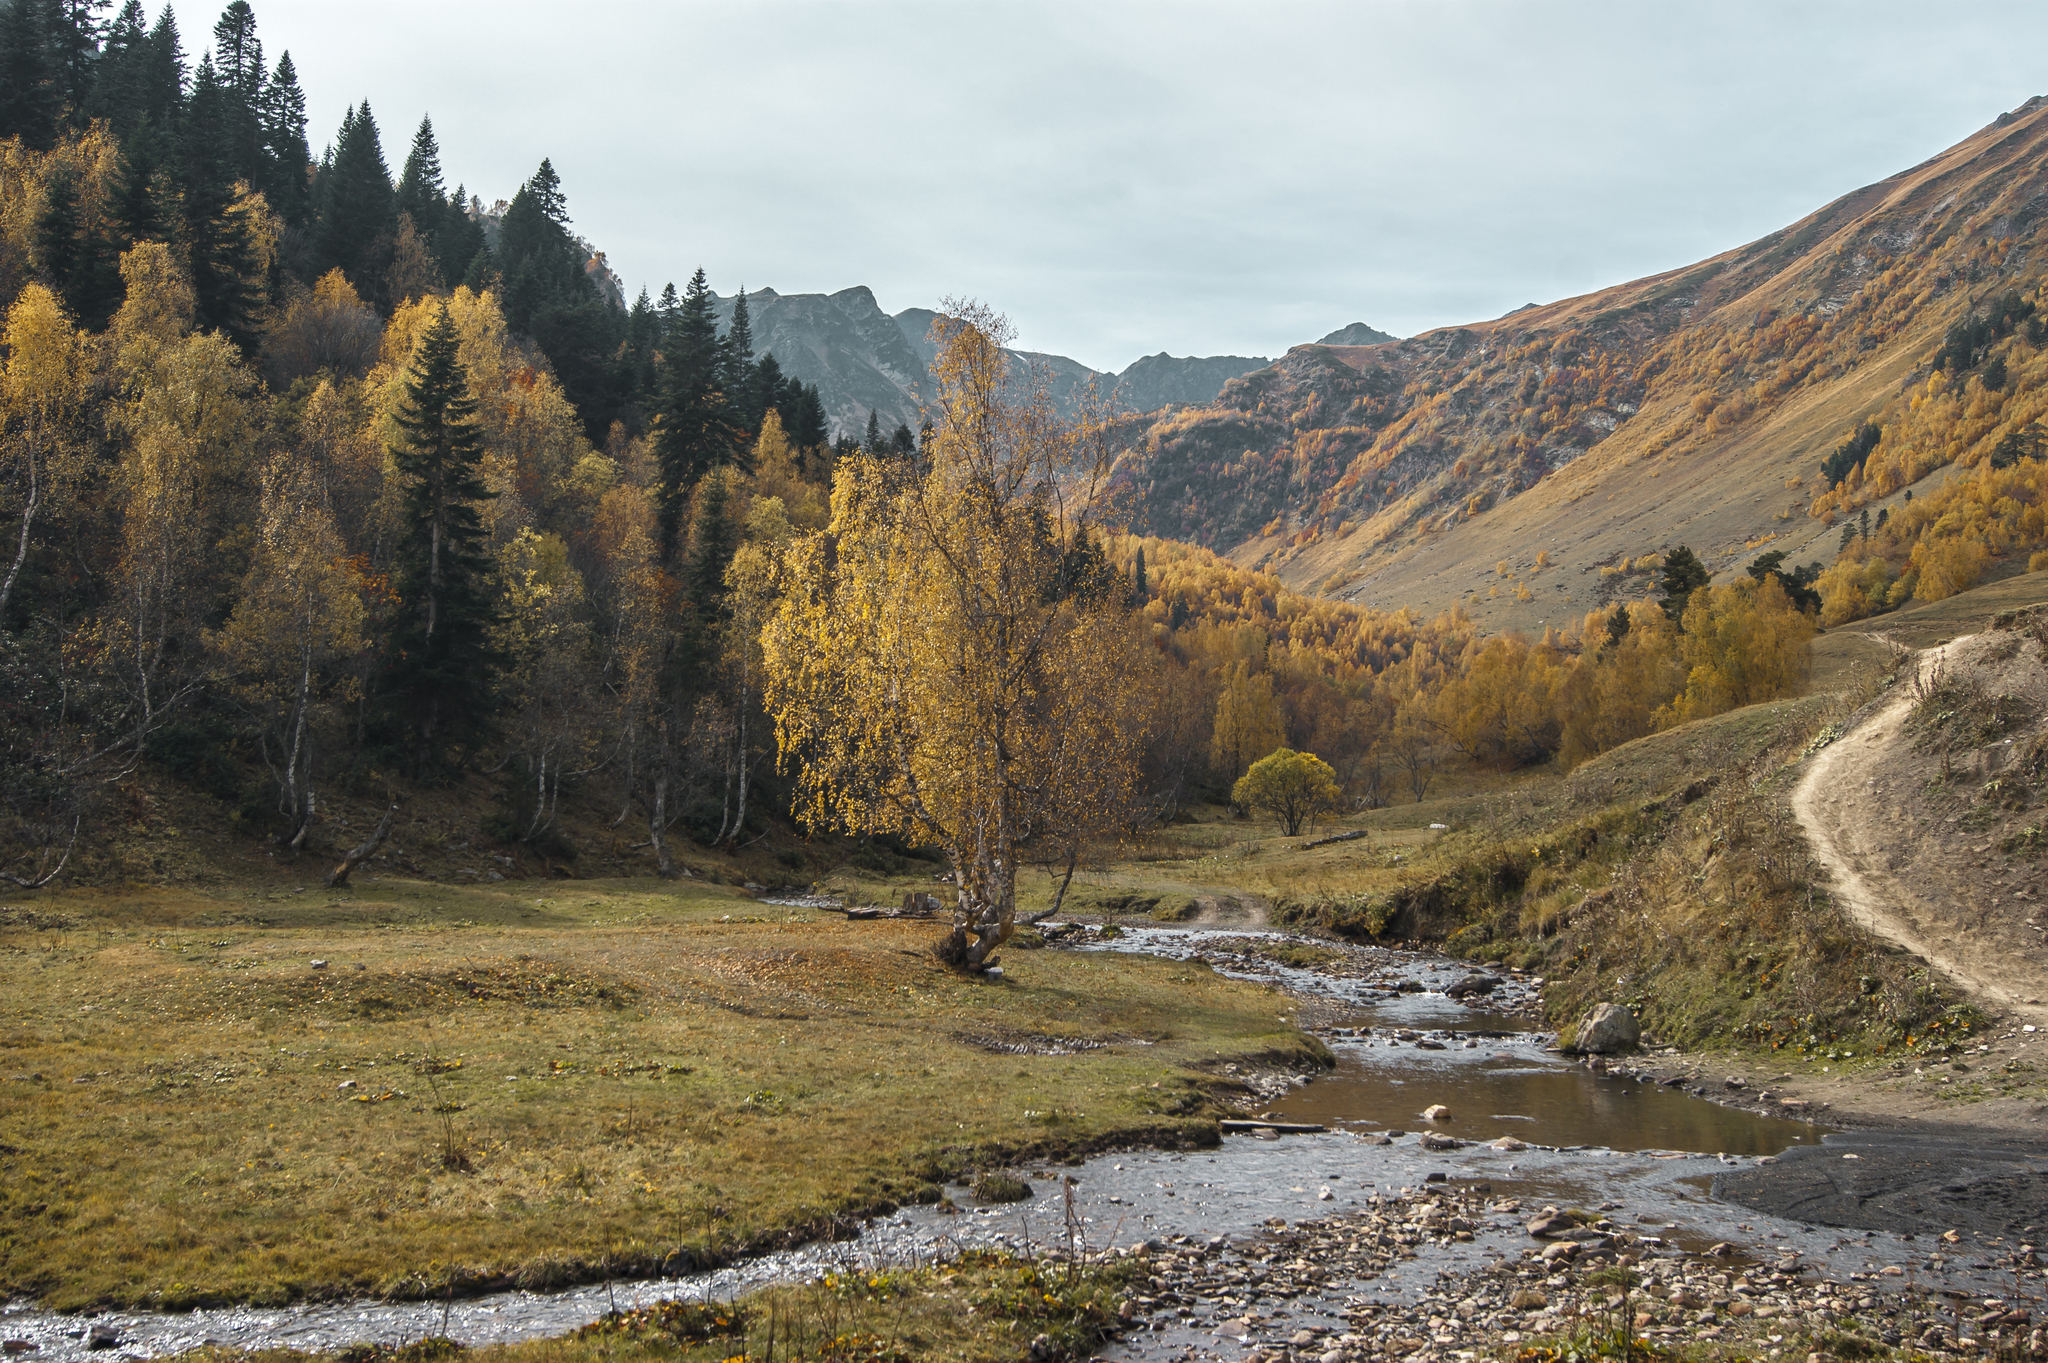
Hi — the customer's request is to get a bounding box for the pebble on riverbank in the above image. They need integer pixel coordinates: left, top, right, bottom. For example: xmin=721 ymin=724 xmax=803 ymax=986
xmin=1099 ymin=1185 xmax=2047 ymax=1362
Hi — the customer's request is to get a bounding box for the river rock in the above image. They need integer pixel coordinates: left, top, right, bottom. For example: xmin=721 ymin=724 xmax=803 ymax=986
xmin=1421 ymin=1103 xmax=1451 ymax=1120
xmin=1571 ymin=1002 xmax=1640 ymax=1054
xmin=1527 ymin=1210 xmax=1574 ymax=1237
xmin=85 ymin=1326 xmax=120 ymax=1351
xmin=1447 ymin=973 xmax=1502 ymax=998
xmin=1419 ymin=1132 xmax=1460 ymax=1151
xmin=1490 ymin=1136 xmax=1527 ymax=1151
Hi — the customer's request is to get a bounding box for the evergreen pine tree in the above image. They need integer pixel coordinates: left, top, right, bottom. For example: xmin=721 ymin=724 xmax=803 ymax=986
xmin=863 ymin=408 xmax=881 ymax=454
xmin=655 ymin=281 xmax=680 ymax=338
xmin=180 ymin=50 xmax=259 ymax=347
xmin=394 ymin=114 xmax=445 ymax=226
xmin=1657 ymin=545 xmax=1711 ymax=622
xmin=747 ymin=349 xmax=782 ymax=427
xmin=889 ymin=421 xmax=914 ymax=458
xmin=85 ymin=0 xmax=146 ymax=131
xmin=1132 ymin=545 xmax=1148 ymax=602
xmin=654 ymin=267 xmax=744 ymax=558
xmin=723 ymin=286 xmax=754 ymax=406
xmin=107 ymin=135 xmax=160 ymax=246
xmin=433 ymin=181 xmax=484 ymax=279
xmin=314 ymin=99 xmax=394 ymax=292
xmin=789 ymin=382 xmax=828 ymax=452
xmin=49 ymin=0 xmax=108 ymax=130
xmin=385 ymin=303 xmax=500 ymax=772
xmin=34 ymin=161 xmax=83 ymax=288
xmin=138 ymin=4 xmax=185 ymax=131
xmin=258 ymin=49 xmax=309 ymax=225
xmin=209 ymin=0 xmax=263 ymax=184
xmin=0 ymin=0 xmax=61 ymax=149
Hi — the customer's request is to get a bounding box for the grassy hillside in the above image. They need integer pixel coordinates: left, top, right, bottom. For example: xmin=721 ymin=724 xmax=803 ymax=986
xmin=1109 ymin=95 xmax=2048 ymax=628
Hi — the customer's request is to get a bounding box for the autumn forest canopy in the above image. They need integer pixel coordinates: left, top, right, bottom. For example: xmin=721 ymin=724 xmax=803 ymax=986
xmin=4 ymin=0 xmax=2032 ymax=900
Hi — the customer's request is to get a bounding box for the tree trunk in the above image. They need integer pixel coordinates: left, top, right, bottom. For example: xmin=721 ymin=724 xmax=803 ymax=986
xmin=1023 ymin=842 xmax=1080 ymax=925
xmin=0 ymin=815 xmax=78 ymax=889
xmin=0 ymin=445 xmax=39 ymax=622
xmin=650 ymin=773 xmax=676 ymax=878
xmin=327 ymin=804 xmax=397 ymax=887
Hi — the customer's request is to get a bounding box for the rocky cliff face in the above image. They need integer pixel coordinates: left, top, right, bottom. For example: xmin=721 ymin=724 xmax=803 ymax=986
xmin=706 ymin=292 xmax=1289 ymax=439
xmin=710 ymin=286 xmax=929 ymax=439
xmin=1317 ymin=322 xmax=1398 ymax=346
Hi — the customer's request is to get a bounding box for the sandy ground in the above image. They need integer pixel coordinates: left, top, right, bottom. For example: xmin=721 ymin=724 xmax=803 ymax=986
xmin=1792 ymin=631 xmax=2048 ymax=1029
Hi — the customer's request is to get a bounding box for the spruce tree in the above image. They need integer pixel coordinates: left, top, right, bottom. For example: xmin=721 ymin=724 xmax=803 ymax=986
xmin=385 ymin=303 xmax=500 ymax=771
xmin=1657 ymin=546 xmax=1711 ymax=622
xmin=180 ymin=51 xmax=259 ymax=347
xmin=209 ymin=0 xmax=263 ymax=184
xmin=654 ymin=268 xmax=745 ymax=558
xmin=864 ymin=409 xmax=881 ymax=454
xmin=0 ymin=0 xmax=60 ymax=149
xmin=86 ymin=0 xmax=146 ymax=133
xmin=258 ymin=50 xmax=309 ymax=225
xmin=1132 ymin=545 xmax=1148 ymax=602
xmin=789 ymin=382 xmax=828 ymax=452
xmin=394 ymin=114 xmax=445 ymax=228
xmin=314 ymin=99 xmax=394 ymax=292
xmin=434 ymin=181 xmax=484 ymax=280
xmin=724 ymin=286 xmax=754 ymax=406
xmin=138 ymin=4 xmax=184 ymax=130
xmin=49 ymin=0 xmax=108 ymax=130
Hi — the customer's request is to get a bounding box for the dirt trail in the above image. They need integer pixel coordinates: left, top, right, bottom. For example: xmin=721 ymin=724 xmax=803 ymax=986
xmin=1792 ymin=633 xmax=2048 ymax=1028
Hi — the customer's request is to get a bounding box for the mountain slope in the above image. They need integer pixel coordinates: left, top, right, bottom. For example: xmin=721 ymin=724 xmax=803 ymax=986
xmin=1111 ymin=95 xmax=2048 ymax=632
xmin=708 ymin=293 xmax=1279 ymax=439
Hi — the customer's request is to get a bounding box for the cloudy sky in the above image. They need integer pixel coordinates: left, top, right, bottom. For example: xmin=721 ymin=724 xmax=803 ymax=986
xmin=172 ymin=0 xmax=2048 ymax=372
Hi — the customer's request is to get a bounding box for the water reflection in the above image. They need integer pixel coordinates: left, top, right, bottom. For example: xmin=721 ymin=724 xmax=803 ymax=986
xmin=1270 ymin=1047 xmax=1825 ymax=1156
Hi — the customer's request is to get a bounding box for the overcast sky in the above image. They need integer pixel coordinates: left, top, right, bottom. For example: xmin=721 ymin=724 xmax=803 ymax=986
xmin=170 ymin=0 xmax=2048 ymax=373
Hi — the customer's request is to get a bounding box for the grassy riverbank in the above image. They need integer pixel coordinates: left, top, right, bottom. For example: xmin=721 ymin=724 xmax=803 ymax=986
xmin=0 ymin=879 xmax=1319 ymax=1311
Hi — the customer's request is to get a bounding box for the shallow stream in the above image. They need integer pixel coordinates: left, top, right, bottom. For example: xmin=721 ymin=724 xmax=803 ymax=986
xmin=2 ymin=926 xmax=2017 ymax=1363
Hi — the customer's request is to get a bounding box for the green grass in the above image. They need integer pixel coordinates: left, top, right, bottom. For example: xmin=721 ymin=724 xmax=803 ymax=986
xmin=0 ymin=878 xmax=1316 ymax=1310
xmin=159 ymin=1249 xmax=1142 ymax=1363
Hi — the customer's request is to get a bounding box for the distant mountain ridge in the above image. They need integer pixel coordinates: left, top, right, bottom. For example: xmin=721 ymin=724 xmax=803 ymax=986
xmin=1104 ymin=94 xmax=2048 ymax=631
xmin=709 ymin=288 xmax=1339 ymax=440
xmin=1317 ymin=321 xmax=1397 ymax=346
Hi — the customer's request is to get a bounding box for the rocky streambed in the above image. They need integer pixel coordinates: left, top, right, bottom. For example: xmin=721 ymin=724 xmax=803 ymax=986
xmin=4 ymin=924 xmax=2041 ymax=1363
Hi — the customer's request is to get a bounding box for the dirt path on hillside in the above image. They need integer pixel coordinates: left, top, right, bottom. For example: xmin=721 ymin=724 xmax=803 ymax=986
xmin=1792 ymin=632 xmax=2048 ymax=1028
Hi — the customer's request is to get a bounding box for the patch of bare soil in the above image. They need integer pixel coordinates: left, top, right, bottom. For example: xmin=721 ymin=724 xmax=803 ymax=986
xmin=1793 ymin=615 xmax=2048 ymax=1030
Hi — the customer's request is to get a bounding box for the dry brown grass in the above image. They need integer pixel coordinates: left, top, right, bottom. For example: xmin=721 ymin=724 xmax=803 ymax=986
xmin=0 ymin=878 xmax=1313 ymax=1310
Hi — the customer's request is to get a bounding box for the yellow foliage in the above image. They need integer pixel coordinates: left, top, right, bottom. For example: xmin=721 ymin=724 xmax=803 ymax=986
xmin=1210 ymin=661 xmax=1287 ymax=781
xmin=1657 ymin=577 xmax=1815 ymax=728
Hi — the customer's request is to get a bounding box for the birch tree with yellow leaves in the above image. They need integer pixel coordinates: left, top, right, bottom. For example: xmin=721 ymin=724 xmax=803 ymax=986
xmin=762 ymin=303 xmax=1147 ymax=971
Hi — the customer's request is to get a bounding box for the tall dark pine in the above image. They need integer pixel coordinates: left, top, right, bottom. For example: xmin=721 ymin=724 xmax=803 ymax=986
xmin=0 ymin=0 xmax=60 ymax=149
xmin=49 ymin=0 xmax=109 ymax=130
xmin=314 ymin=99 xmax=394 ymax=293
xmin=655 ymin=267 xmax=745 ymax=559
xmin=723 ymin=286 xmax=754 ymax=406
xmin=137 ymin=5 xmax=185 ymax=131
xmin=394 ymin=114 xmax=445 ymax=227
xmin=258 ymin=49 xmax=309 ymax=225
xmin=85 ymin=0 xmax=146 ymax=132
xmin=386 ymin=303 xmax=500 ymax=772
xmin=863 ymin=409 xmax=881 ymax=454
xmin=180 ymin=51 xmax=259 ymax=347
xmin=1658 ymin=546 xmax=1711 ymax=622
xmin=437 ymin=180 xmax=485 ymax=282
xmin=209 ymin=0 xmax=263 ymax=185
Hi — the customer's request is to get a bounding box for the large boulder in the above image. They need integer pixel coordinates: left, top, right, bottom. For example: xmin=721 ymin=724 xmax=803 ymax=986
xmin=1571 ymin=1002 xmax=1641 ymax=1054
